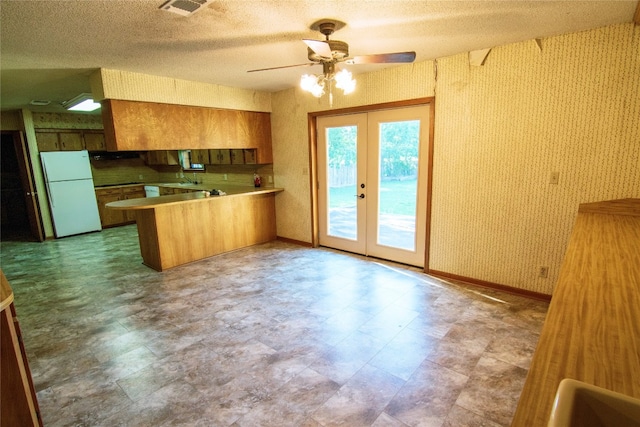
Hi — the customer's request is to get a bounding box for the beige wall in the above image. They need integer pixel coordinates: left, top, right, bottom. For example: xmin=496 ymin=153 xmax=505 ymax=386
xmin=1 ymin=110 xmax=21 ymax=130
xmin=271 ymin=23 xmax=640 ymax=295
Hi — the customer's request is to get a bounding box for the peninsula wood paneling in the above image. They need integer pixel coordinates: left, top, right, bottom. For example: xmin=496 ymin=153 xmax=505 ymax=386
xmin=102 ymin=99 xmax=272 ymax=163
xmin=111 ymin=191 xmax=279 ymax=271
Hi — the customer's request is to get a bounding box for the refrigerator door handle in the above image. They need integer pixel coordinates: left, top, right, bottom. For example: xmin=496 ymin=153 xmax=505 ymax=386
xmin=41 ymin=159 xmax=50 ymax=182
xmin=46 ymin=182 xmax=55 ymax=208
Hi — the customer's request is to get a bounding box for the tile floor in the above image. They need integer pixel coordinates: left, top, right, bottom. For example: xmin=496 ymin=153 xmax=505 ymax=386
xmin=0 ymin=225 xmax=548 ymax=426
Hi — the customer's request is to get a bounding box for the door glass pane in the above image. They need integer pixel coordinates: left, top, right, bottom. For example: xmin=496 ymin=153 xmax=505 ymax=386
xmin=377 ymin=120 xmax=420 ymax=251
xmin=327 ymin=126 xmax=357 ymax=240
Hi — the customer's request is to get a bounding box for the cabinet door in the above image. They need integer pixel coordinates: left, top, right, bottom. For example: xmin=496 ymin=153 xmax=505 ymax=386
xmin=122 ymin=186 xmax=145 ymax=222
xmin=35 ymin=132 xmax=59 ymax=152
xmin=146 ymin=150 xmax=179 ymax=165
xmin=230 ymin=149 xmax=245 ymax=164
xmin=84 ymin=132 xmax=106 ymax=151
xmin=243 ymin=149 xmax=257 ymax=165
xmin=95 ymin=189 xmax=125 ymax=227
xmin=209 ymin=149 xmax=231 ymax=165
xmin=191 ymin=149 xmax=210 ymax=164
xmin=59 ymin=132 xmax=84 ymax=151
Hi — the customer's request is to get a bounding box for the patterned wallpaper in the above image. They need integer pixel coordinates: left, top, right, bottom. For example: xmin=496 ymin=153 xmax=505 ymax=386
xmin=95 ymin=68 xmax=272 ymax=112
xmin=272 ymin=23 xmax=639 ymax=295
xmin=32 ymin=112 xmax=104 ymax=129
xmin=431 ymin=23 xmax=639 ymax=295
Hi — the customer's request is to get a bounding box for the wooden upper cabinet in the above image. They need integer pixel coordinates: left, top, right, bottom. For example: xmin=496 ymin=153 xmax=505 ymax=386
xmin=190 ymin=149 xmax=210 ymax=165
xmin=83 ymin=132 xmax=106 ymax=151
xmin=58 ymin=132 xmax=84 ymax=151
xmin=146 ymin=151 xmax=179 ymax=165
xmin=102 ymin=99 xmax=273 ymax=163
xmin=209 ymin=149 xmax=231 ymax=165
xmin=35 ymin=132 xmax=59 ymax=152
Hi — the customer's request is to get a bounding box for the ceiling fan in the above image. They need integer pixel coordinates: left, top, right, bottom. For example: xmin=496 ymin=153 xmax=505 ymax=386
xmin=248 ymin=19 xmax=416 ymax=104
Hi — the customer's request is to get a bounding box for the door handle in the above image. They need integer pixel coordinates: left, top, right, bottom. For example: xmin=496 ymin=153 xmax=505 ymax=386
xmin=356 ymin=194 xmax=365 ymax=199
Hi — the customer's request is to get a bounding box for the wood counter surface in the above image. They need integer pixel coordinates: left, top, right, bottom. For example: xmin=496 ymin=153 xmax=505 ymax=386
xmin=106 ymin=187 xmax=283 ymax=210
xmin=511 ymin=198 xmax=640 ymax=426
xmin=106 ymin=188 xmax=283 ymax=271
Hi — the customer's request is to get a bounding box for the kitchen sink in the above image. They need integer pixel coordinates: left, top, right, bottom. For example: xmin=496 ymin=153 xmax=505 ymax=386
xmin=548 ymin=379 xmax=640 ymax=427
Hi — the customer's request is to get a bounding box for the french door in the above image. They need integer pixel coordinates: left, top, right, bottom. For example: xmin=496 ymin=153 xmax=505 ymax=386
xmin=317 ymin=105 xmax=430 ymax=267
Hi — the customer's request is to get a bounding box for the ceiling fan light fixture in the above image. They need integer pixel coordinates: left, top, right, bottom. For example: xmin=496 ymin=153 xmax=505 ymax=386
xmin=300 ymin=74 xmax=325 ymax=97
xmin=334 ymin=68 xmax=356 ymax=95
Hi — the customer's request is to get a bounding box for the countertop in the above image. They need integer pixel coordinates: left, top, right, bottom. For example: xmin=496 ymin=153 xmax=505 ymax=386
xmin=511 ymin=198 xmax=640 ymax=426
xmin=106 ymin=187 xmax=283 ymax=210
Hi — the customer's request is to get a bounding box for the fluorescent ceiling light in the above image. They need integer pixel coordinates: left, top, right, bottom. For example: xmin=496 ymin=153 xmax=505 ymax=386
xmin=64 ymin=93 xmax=101 ymax=112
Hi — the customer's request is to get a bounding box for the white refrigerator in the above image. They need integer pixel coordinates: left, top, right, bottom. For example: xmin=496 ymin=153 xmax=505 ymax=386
xmin=40 ymin=150 xmax=102 ymax=238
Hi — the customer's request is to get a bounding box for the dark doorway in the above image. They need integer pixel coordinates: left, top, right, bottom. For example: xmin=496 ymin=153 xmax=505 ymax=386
xmin=1 ymin=132 xmax=43 ymax=241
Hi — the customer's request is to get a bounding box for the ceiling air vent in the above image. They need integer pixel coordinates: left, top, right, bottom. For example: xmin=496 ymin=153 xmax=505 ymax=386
xmin=159 ymin=0 xmax=213 ymax=17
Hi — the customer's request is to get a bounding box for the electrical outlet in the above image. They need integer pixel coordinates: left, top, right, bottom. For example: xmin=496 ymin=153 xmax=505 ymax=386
xmin=139 ymin=174 xmax=144 ymax=180
xmin=223 ymin=174 xmax=228 ymax=181
xmin=550 ymin=171 xmax=560 ymax=185
xmin=539 ymin=266 xmax=549 ymax=278
xmin=268 ymin=176 xmax=273 ymax=184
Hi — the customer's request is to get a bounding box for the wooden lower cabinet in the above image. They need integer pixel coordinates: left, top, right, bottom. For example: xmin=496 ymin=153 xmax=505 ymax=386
xmin=95 ymin=185 xmax=145 ymax=227
xmin=1 ymin=270 xmax=42 ymax=427
xmin=122 ymin=187 xmax=146 ymax=222
xmin=160 ymin=187 xmax=198 ymax=196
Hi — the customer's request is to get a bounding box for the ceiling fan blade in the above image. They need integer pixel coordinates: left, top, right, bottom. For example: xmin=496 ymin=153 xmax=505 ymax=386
xmin=347 ymin=51 xmax=416 ymax=64
xmin=303 ymin=39 xmax=332 ymax=59
xmin=247 ymin=63 xmax=317 ymax=73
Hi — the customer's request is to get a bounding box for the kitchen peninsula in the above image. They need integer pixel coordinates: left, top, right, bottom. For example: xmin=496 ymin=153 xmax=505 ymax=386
xmin=106 ymin=187 xmax=283 ymax=271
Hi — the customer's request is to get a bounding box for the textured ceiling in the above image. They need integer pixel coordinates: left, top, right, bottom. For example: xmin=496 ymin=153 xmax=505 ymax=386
xmin=1 ymin=0 xmax=638 ymax=113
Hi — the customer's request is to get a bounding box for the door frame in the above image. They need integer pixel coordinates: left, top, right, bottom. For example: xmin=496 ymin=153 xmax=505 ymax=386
xmin=308 ymin=97 xmax=435 ymax=271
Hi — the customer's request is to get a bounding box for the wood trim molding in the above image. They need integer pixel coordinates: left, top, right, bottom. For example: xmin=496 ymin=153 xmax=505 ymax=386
xmin=634 ymin=0 xmax=640 ymax=26
xmin=308 ymin=113 xmax=319 ymax=247
xmin=428 ymin=269 xmax=552 ymax=302
xmin=277 ymin=236 xmax=313 ymax=247
xmin=309 ymin=97 xmax=435 ymax=119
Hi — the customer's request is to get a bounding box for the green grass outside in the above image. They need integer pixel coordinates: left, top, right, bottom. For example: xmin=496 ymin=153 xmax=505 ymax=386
xmin=329 ymin=179 xmax=417 ymax=216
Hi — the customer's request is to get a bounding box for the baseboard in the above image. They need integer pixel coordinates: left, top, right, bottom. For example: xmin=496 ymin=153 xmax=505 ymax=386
xmin=276 ymin=236 xmax=313 ymax=247
xmin=427 ymin=269 xmax=552 ymax=302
